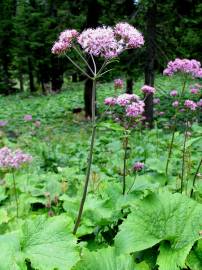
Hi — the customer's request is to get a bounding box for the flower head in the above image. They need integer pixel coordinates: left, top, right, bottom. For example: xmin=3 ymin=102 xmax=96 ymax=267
xmin=184 ymin=100 xmax=197 ymax=111
xmin=197 ymin=99 xmax=202 ymax=107
xmin=0 ymin=120 xmax=7 ymax=127
xmin=126 ymin=100 xmax=145 ymax=117
xmin=24 ymin=114 xmax=32 ymax=121
xmin=133 ymin=162 xmax=144 ymax=172
xmin=153 ymin=98 xmax=160 ymax=104
xmin=78 ymin=26 xmax=121 ymax=58
xmin=163 ymin=58 xmax=201 ymax=77
xmin=114 ymin=22 xmax=144 ymax=48
xmin=190 ymin=88 xmax=199 ymax=94
xmin=114 ymin=79 xmax=124 ymax=89
xmin=172 ymin=100 xmax=179 ymax=108
xmin=52 ymin=29 xmax=78 ymax=54
xmin=104 ymin=97 xmax=116 ymax=106
xmin=116 ymin=93 xmax=139 ymax=107
xmin=0 ymin=147 xmax=32 ymax=170
xmin=170 ymin=90 xmax=178 ymax=97
xmin=141 ymin=85 xmax=156 ymax=94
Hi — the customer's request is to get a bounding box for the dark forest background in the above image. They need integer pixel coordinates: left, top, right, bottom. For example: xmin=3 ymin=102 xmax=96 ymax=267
xmin=0 ymin=0 xmax=201 ymax=101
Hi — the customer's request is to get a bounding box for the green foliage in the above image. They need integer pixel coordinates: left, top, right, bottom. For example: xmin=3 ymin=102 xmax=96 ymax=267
xmin=186 ymin=240 xmax=202 ymax=270
xmin=115 ymin=192 xmax=202 ymax=268
xmin=0 ymin=216 xmax=79 ymax=270
xmin=73 ymin=247 xmax=135 ymax=270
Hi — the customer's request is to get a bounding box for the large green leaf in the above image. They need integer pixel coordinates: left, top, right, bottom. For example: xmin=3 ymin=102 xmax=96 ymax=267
xmin=157 ymin=241 xmax=193 ymax=270
xmin=0 ymin=215 xmax=79 ymax=270
xmin=186 ymin=240 xmax=202 ymax=270
xmin=115 ymin=192 xmax=202 ymax=256
xmin=73 ymin=247 xmax=135 ymax=270
xmin=0 ymin=232 xmax=25 ymax=270
xmin=21 ymin=215 xmax=79 ymax=270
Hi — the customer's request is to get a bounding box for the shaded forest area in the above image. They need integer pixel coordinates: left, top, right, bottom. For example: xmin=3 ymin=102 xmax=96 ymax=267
xmin=0 ymin=0 xmax=201 ymax=113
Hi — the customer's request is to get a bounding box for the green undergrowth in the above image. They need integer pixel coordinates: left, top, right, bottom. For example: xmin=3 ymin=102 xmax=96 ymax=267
xmin=0 ymin=75 xmax=201 ymax=270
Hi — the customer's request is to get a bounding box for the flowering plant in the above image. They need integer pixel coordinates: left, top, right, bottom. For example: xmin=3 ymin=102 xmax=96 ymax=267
xmin=52 ymin=22 xmax=144 ymax=234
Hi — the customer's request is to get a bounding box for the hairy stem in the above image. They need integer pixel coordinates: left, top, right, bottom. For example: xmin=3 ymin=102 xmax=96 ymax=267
xmin=190 ymin=158 xmax=202 ymax=198
xmin=122 ymin=133 xmax=129 ymax=195
xmin=73 ymin=79 xmax=96 ymax=234
xmin=12 ymin=171 xmax=19 ymax=218
xmin=165 ymin=123 xmax=176 ymax=175
xmin=181 ymin=120 xmax=189 ymax=193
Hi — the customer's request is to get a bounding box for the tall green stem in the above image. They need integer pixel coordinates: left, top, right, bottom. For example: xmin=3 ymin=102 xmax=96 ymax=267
xmin=165 ymin=79 xmax=187 ymax=175
xmin=12 ymin=171 xmax=19 ymax=218
xmin=122 ymin=132 xmax=129 ymax=195
xmin=190 ymin=158 xmax=202 ymax=198
xmin=181 ymin=120 xmax=188 ymax=193
xmin=73 ymin=79 xmax=96 ymax=234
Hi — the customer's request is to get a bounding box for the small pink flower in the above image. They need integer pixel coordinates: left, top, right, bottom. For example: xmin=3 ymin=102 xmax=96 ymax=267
xmin=104 ymin=97 xmax=116 ymax=106
xmin=114 ymin=79 xmax=124 ymax=89
xmin=190 ymin=88 xmax=199 ymax=94
xmin=158 ymin=111 xmax=165 ymax=116
xmin=172 ymin=101 xmax=179 ymax=107
xmin=184 ymin=100 xmax=197 ymax=111
xmin=153 ymin=98 xmax=160 ymax=104
xmin=0 ymin=120 xmax=7 ymax=127
xmin=24 ymin=114 xmax=32 ymax=121
xmin=141 ymin=85 xmax=156 ymax=94
xmin=197 ymin=99 xmax=202 ymax=107
xmin=170 ymin=90 xmax=178 ymax=97
xmin=116 ymin=93 xmax=139 ymax=107
xmin=133 ymin=162 xmax=144 ymax=171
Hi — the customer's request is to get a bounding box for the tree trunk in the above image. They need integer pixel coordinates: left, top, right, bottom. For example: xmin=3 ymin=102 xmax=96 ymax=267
xmin=51 ymin=56 xmax=63 ymax=92
xmin=19 ymin=71 xmax=24 ymax=92
xmin=144 ymin=0 xmax=157 ymax=128
xmin=28 ymin=57 xmax=35 ymax=92
xmin=126 ymin=78 xmax=133 ymax=94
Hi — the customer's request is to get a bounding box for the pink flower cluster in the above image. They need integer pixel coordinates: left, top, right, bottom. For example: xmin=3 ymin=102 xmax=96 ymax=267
xmin=184 ymin=100 xmax=197 ymax=111
xmin=114 ymin=22 xmax=144 ymax=49
xmin=126 ymin=101 xmax=145 ymax=117
xmin=52 ymin=22 xmax=144 ymax=58
xmin=104 ymin=97 xmax=116 ymax=106
xmin=141 ymin=85 xmax=156 ymax=94
xmin=197 ymin=99 xmax=202 ymax=107
xmin=104 ymin=93 xmax=144 ymax=120
xmin=0 ymin=147 xmax=32 ymax=169
xmin=52 ymin=29 xmax=79 ymax=54
xmin=116 ymin=93 xmax=139 ymax=106
xmin=133 ymin=162 xmax=144 ymax=171
xmin=153 ymin=98 xmax=160 ymax=104
xmin=114 ymin=79 xmax=124 ymax=89
xmin=170 ymin=90 xmax=178 ymax=97
xmin=78 ymin=27 xmax=122 ymax=58
xmin=172 ymin=101 xmax=179 ymax=108
xmin=24 ymin=114 xmax=32 ymax=121
xmin=0 ymin=120 xmax=7 ymax=127
xmin=163 ymin=58 xmax=202 ymax=78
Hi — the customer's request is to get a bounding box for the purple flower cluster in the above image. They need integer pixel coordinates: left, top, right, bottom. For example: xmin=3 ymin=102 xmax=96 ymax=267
xmin=141 ymin=85 xmax=156 ymax=94
xmin=197 ymin=99 xmax=202 ymax=107
xmin=0 ymin=120 xmax=7 ymax=127
xmin=133 ymin=162 xmax=144 ymax=172
xmin=184 ymin=100 xmax=197 ymax=111
xmin=170 ymin=90 xmax=178 ymax=97
xmin=104 ymin=97 xmax=116 ymax=106
xmin=172 ymin=101 xmax=179 ymax=108
xmin=153 ymin=98 xmax=160 ymax=104
xmin=0 ymin=147 xmax=32 ymax=170
xmin=114 ymin=79 xmax=124 ymax=89
xmin=116 ymin=93 xmax=139 ymax=106
xmin=24 ymin=114 xmax=32 ymax=121
xmin=52 ymin=22 xmax=144 ymax=58
xmin=126 ymin=101 xmax=145 ymax=117
xmin=163 ymin=58 xmax=202 ymax=78
xmin=114 ymin=22 xmax=144 ymax=49
xmin=52 ymin=29 xmax=79 ymax=54
xmin=190 ymin=88 xmax=199 ymax=94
